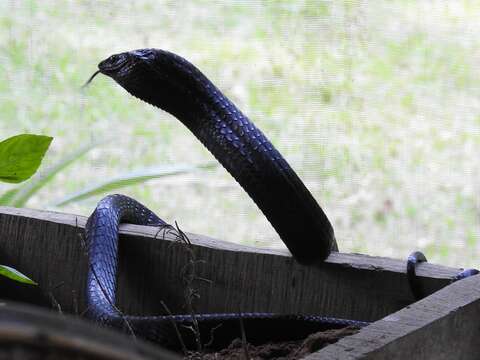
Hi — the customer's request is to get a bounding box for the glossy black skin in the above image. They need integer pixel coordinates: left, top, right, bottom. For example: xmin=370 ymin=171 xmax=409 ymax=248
xmin=406 ymin=251 xmax=478 ymax=301
xmin=86 ymin=195 xmax=367 ymax=349
xmin=406 ymin=251 xmax=428 ymax=301
xmin=86 ymin=49 xmax=347 ymax=348
xmin=97 ymin=48 xmax=337 ymax=264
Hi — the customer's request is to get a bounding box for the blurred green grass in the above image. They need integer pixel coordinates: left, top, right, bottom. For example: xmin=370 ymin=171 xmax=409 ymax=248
xmin=1 ymin=0 xmax=479 ymax=268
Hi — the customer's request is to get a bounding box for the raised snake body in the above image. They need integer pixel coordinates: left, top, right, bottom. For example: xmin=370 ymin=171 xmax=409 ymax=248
xmin=85 ymin=49 xmax=361 ymax=349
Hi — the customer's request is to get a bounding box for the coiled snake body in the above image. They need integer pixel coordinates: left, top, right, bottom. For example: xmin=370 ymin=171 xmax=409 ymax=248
xmin=85 ymin=49 xmax=361 ymax=349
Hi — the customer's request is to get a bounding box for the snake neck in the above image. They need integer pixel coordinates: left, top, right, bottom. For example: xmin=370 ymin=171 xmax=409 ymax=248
xmin=104 ymin=49 xmax=336 ymax=263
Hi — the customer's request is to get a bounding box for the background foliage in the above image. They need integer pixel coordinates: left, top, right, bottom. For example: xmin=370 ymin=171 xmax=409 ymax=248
xmin=0 ymin=1 xmax=479 ymax=267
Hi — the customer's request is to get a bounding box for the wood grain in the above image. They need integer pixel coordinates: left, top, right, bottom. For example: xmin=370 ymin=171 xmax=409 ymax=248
xmin=308 ymin=273 xmax=480 ymax=359
xmin=0 ymin=206 xmax=462 ymax=323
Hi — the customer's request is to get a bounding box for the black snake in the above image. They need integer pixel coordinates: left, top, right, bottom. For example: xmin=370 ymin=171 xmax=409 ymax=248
xmin=84 ymin=48 xmax=364 ymax=349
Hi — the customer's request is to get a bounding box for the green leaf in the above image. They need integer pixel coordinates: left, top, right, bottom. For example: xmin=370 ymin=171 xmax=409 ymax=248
xmin=54 ymin=162 xmax=217 ymax=206
xmin=0 ymin=265 xmax=37 ymax=285
xmin=0 ymin=134 xmax=53 ymax=184
xmin=0 ymin=188 xmax=19 ymax=206
xmin=6 ymin=141 xmax=100 ymax=208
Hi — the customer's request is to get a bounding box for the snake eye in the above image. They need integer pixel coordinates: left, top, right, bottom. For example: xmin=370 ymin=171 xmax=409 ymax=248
xmin=109 ymin=54 xmax=122 ymax=65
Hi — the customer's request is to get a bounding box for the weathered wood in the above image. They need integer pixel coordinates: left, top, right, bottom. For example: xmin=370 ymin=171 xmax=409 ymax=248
xmin=0 ymin=301 xmax=179 ymax=359
xmin=308 ymin=273 xmax=480 ymax=359
xmin=0 ymin=206 xmax=462 ymax=323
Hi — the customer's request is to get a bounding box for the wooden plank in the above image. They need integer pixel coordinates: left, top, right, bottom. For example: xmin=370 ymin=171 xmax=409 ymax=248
xmin=310 ymin=273 xmax=480 ymax=359
xmin=0 ymin=301 xmax=179 ymax=359
xmin=0 ymin=206 xmax=463 ymax=322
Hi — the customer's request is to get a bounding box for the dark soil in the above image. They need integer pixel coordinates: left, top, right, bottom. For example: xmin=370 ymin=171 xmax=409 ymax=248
xmin=184 ymin=326 xmax=359 ymax=359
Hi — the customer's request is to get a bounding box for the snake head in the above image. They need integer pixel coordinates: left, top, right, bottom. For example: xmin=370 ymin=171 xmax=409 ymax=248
xmin=82 ymin=51 xmax=139 ymax=88
xmin=94 ymin=49 xmax=163 ymax=102
xmin=98 ymin=49 xmax=165 ymax=79
xmin=95 ymin=48 xmax=207 ymax=122
xmin=98 ymin=52 xmax=134 ymax=77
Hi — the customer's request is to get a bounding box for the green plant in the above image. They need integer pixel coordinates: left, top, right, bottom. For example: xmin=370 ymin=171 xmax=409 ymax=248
xmin=0 ymin=133 xmax=53 ymax=285
xmin=54 ymin=162 xmax=217 ymax=207
xmin=0 ymin=136 xmax=216 ymax=209
xmin=0 ymin=140 xmax=99 ymax=207
xmin=0 ymin=265 xmax=37 ymax=285
xmin=0 ymin=134 xmax=52 ymax=184
xmin=0 ymin=134 xmax=216 ymax=285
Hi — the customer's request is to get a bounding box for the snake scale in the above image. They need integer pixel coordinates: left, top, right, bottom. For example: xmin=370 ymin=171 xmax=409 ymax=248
xmin=85 ymin=49 xmax=365 ymax=350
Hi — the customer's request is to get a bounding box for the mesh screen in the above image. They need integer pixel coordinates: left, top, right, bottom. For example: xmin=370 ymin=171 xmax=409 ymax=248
xmin=1 ymin=1 xmax=479 ymax=267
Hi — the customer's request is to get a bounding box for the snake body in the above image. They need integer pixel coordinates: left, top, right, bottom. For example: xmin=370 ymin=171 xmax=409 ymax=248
xmin=86 ymin=194 xmax=367 ymax=349
xmin=85 ymin=49 xmax=356 ymax=349
xmin=93 ymin=48 xmax=336 ymax=264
